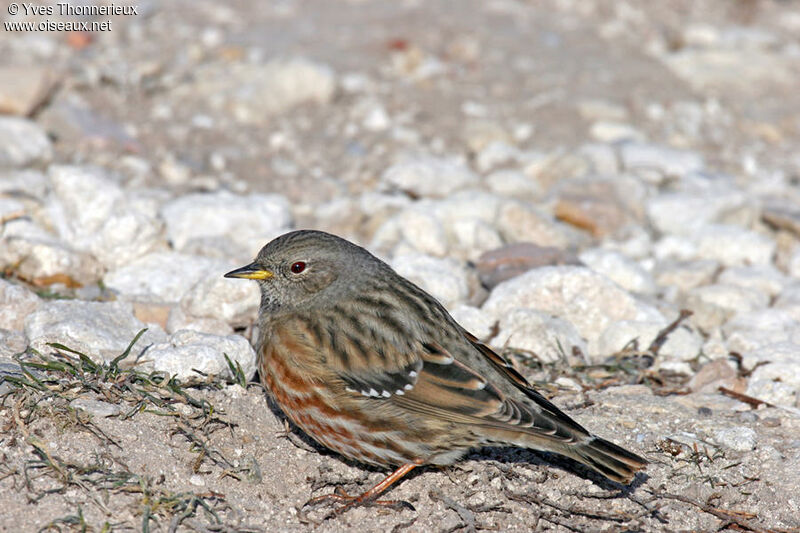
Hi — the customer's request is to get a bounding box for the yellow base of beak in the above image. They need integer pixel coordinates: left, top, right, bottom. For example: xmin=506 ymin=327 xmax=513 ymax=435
xmin=224 ymin=263 xmax=274 ymax=280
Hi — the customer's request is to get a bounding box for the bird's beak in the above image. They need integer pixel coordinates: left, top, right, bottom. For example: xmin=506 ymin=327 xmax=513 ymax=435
xmin=224 ymin=262 xmax=274 ymax=280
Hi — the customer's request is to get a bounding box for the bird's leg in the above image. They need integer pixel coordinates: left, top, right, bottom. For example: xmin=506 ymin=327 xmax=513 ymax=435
xmin=304 ymin=460 xmax=422 ymax=515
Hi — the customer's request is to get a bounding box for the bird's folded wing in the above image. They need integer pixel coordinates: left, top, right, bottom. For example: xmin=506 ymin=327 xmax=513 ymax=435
xmin=334 ymin=337 xmax=583 ymax=443
xmin=462 ymin=331 xmax=589 ymax=435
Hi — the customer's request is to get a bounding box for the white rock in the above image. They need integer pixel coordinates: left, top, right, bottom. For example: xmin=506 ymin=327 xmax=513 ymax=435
xmin=392 ymin=254 xmax=469 ymax=309
xmin=0 ymin=117 xmax=53 ymax=168
xmin=685 ymin=284 xmax=770 ymax=331
xmin=601 ymin=225 xmax=652 ymax=260
xmin=447 ymin=217 xmax=504 ymax=261
xmin=691 ymin=284 xmax=770 ymax=312
xmin=577 ymin=99 xmax=628 ymax=121
xmin=653 ymin=235 xmax=698 ymax=262
xmin=397 ymin=207 xmax=449 ymax=256
xmin=496 ymin=200 xmax=570 ymax=247
xmin=554 ymin=376 xmax=583 ymax=392
xmin=47 ymin=166 xmax=165 ymax=269
xmin=597 ymin=320 xmax=702 ymax=361
xmin=654 ymin=259 xmax=719 ymax=292
xmin=0 ymin=329 xmax=27 ymax=359
xmin=486 ymin=170 xmax=541 ymax=199
xmin=713 ymin=427 xmax=757 ymax=452
xmin=340 ymin=71 xmax=373 ymax=93
xmin=491 ymin=308 xmax=588 ymax=364
xmin=369 ymin=216 xmax=404 ymax=256
xmin=0 ymin=197 xmax=25 ymax=223
xmin=665 ymin=49 xmax=793 ymax=93
xmin=717 ymin=265 xmax=787 ymax=298
xmin=141 ymin=330 xmax=257 ymax=381
xmin=166 ymin=306 xmax=233 ymax=336
xmin=529 ymin=153 xmax=594 ymax=189
xmin=0 ymin=169 xmax=49 ymax=199
xmin=361 ymin=103 xmax=391 ymax=131
xmin=693 ymin=225 xmax=775 ymax=267
xmin=70 ymin=398 xmax=122 ymax=418
xmin=773 ymin=282 xmax=800 ymax=322
xmin=476 ymin=141 xmax=522 ymax=173
xmin=646 ymin=188 xmax=750 ymax=236
xmin=620 ymin=142 xmax=704 ymax=179
xmin=180 ymin=274 xmax=260 ymax=327
xmin=578 ymin=248 xmax=657 ymax=295
xmin=432 ymin=190 xmax=502 ymax=226
xmin=192 ymin=58 xmax=335 ymax=122
xmin=722 ymin=309 xmax=800 ymax=354
xmin=740 ymin=342 xmax=800 ymax=374
xmin=701 ymin=331 xmax=729 ymax=360
xmin=654 ymin=359 xmax=693 ymax=376
xmin=48 ymin=166 xmax=121 ymax=241
xmin=740 ymin=342 xmax=800 ymax=399
xmin=104 ymin=252 xmax=231 ymax=304
xmin=0 ymin=279 xmax=40 ymax=331
xmin=90 ymin=205 xmax=165 ymax=270
xmin=577 ymin=143 xmax=620 ymax=176
xmin=24 ymin=300 xmax=167 ymax=363
xmin=589 ymin=121 xmax=645 ymax=143
xmin=381 ymin=156 xmax=478 ymax=198
xmin=373 ymin=192 xmax=504 ymax=260
xmin=161 ymin=191 xmax=291 ymax=259
xmin=0 ymin=218 xmax=103 ymax=283
xmin=462 ymin=120 xmax=510 ymax=152
xmin=482 ymin=266 xmax=664 ymax=357
xmin=450 ymin=304 xmax=494 ymax=340
xmin=790 ymin=247 xmax=800 ymax=279
xmin=358 ymin=192 xmax=412 ymax=216
xmin=746 ymin=379 xmax=797 ymax=408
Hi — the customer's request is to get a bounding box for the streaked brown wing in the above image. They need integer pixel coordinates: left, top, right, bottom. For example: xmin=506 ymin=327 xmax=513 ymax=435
xmin=462 ymin=331 xmax=589 ymax=435
xmin=335 ymin=337 xmax=582 ymax=444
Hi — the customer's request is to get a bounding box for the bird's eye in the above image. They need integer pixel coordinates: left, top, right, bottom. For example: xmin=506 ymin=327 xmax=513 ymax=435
xmin=290 ymin=261 xmax=306 ymax=274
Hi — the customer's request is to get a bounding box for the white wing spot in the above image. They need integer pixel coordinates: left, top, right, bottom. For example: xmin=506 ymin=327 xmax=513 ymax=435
xmin=408 ymin=370 xmax=418 ymax=378
xmin=345 ymin=387 xmax=356 ymax=393
xmin=403 ymin=383 xmax=414 ymax=391
xmin=368 ymin=388 xmax=380 ymax=397
xmin=395 ymin=389 xmax=405 ymax=395
xmin=381 ymin=390 xmax=392 ymax=398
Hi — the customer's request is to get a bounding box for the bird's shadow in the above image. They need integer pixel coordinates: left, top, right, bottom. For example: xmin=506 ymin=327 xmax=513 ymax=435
xmin=467 ymin=446 xmax=649 ymax=492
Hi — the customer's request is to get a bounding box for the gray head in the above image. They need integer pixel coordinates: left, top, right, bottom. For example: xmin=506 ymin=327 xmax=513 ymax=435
xmin=224 ymin=230 xmax=388 ymax=313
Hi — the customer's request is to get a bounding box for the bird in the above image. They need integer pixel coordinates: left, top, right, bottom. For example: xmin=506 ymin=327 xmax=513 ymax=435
xmin=225 ymin=229 xmax=646 ymax=513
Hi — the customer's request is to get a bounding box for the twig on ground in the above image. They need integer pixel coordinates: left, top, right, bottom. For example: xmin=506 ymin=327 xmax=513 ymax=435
xmin=649 ymin=490 xmax=780 ymax=533
xmin=429 ymin=487 xmax=477 ymax=533
xmin=648 ymin=310 xmax=693 ymax=356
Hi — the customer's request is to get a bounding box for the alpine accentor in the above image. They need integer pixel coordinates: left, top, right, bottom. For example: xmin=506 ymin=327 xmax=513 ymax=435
xmin=225 ymin=230 xmax=646 ymax=510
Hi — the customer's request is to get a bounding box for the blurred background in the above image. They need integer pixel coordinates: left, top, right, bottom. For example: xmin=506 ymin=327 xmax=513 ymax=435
xmin=2 ymin=0 xmax=799 ymax=207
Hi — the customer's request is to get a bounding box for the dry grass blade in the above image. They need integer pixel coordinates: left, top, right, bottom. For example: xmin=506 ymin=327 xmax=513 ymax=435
xmin=504 ymin=487 xmax=632 ymax=524
xmin=0 ymin=331 xmax=255 ymax=531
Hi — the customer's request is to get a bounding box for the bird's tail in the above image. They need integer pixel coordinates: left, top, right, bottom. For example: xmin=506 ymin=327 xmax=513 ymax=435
xmin=488 ymin=426 xmax=648 ymax=484
xmin=568 ymin=435 xmax=647 ymax=484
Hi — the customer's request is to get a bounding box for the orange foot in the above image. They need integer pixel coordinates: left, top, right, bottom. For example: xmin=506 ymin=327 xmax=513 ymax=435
xmin=303 ymin=460 xmax=422 ymax=517
xmin=304 ymin=485 xmax=414 ymax=516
